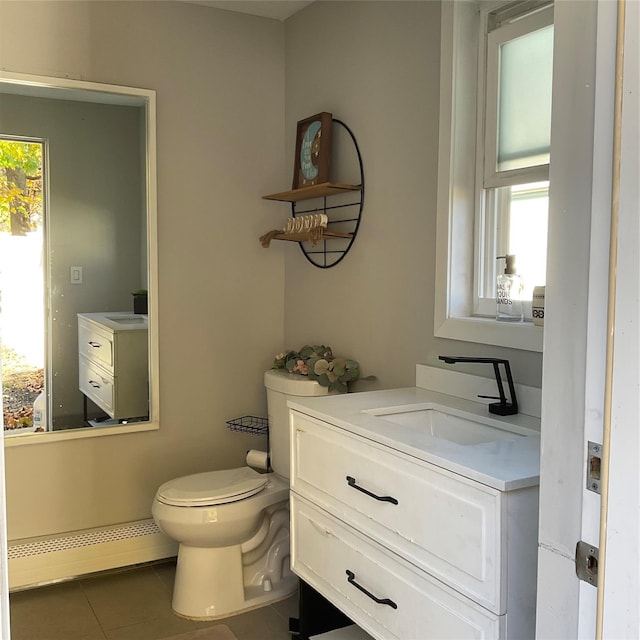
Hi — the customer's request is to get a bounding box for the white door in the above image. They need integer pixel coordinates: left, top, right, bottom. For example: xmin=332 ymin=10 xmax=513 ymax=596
xmin=537 ymin=1 xmax=638 ymax=638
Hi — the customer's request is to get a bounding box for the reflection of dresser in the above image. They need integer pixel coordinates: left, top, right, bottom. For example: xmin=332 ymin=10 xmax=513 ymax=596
xmin=78 ymin=312 xmax=149 ymax=420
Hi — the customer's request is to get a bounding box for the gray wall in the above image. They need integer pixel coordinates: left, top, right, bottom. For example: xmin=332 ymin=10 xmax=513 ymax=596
xmin=0 ymin=94 xmax=144 ymax=427
xmin=0 ymin=0 xmax=541 ymax=543
xmin=283 ymin=1 xmax=543 ymax=391
xmin=0 ymin=0 xmax=286 ymax=540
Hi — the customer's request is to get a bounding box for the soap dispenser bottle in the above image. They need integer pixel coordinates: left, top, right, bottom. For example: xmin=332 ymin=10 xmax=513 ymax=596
xmin=496 ymin=254 xmax=524 ymax=322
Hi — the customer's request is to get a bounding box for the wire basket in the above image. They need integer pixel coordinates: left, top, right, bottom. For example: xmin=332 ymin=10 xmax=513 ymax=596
xmin=225 ymin=415 xmax=268 ymax=436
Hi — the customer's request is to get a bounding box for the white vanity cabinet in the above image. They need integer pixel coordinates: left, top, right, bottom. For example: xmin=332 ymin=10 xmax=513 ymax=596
xmin=289 ymin=407 xmax=539 ymax=640
xmin=78 ymin=312 xmax=148 ymax=420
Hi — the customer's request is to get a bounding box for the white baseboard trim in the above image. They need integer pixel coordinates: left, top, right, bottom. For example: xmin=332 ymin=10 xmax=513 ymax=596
xmin=8 ymin=519 xmax=177 ymax=590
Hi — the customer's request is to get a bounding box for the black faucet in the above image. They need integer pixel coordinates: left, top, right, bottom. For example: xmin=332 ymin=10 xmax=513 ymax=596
xmin=438 ymin=356 xmax=519 ymax=416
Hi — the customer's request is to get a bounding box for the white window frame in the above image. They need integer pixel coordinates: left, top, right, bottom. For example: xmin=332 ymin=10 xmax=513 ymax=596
xmin=474 ymin=6 xmax=552 ymax=320
xmin=474 ymin=181 xmax=549 ymax=318
xmin=434 ymin=0 xmax=546 ymax=352
xmin=483 ymin=6 xmax=553 ymax=188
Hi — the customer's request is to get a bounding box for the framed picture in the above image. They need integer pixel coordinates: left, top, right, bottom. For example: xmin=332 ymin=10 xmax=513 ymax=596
xmin=292 ymin=112 xmax=332 ymax=189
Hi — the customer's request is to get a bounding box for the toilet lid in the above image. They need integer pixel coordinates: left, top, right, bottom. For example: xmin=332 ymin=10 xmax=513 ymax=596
xmin=156 ymin=467 xmax=268 ymax=507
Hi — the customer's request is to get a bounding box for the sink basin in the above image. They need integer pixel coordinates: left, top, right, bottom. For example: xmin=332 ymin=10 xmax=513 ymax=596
xmin=364 ymin=405 xmax=525 ymax=446
xmin=104 ymin=315 xmax=147 ymax=325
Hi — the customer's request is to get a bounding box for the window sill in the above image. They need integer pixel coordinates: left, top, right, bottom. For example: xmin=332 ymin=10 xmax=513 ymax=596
xmin=435 ymin=316 xmax=543 ymax=352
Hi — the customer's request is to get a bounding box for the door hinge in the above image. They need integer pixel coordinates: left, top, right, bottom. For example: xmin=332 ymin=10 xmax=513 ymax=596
xmin=576 ymin=541 xmax=599 ymax=586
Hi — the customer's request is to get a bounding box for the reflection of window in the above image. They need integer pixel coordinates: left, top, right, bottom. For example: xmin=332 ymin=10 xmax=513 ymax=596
xmin=434 ymin=1 xmax=554 ymax=351
xmin=0 ymin=138 xmax=46 ymax=434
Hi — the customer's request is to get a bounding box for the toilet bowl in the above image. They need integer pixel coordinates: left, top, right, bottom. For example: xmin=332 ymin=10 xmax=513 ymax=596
xmin=152 ymin=370 xmax=330 ymax=620
xmin=152 ymin=467 xmax=294 ymax=619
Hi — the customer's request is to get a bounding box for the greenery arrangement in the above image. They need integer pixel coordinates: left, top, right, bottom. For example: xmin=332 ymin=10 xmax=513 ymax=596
xmin=273 ymin=344 xmax=367 ymax=393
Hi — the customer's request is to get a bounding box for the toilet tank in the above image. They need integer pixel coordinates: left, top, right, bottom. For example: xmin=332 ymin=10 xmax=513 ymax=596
xmin=264 ymin=369 xmax=331 ymax=479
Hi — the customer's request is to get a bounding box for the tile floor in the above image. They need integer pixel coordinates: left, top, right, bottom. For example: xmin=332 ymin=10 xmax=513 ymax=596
xmin=9 ymin=560 xmax=297 ymax=640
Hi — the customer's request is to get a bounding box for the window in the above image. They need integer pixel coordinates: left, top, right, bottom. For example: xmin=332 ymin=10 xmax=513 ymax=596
xmin=476 ymin=3 xmax=553 ymax=317
xmin=434 ymin=0 xmax=554 ymax=351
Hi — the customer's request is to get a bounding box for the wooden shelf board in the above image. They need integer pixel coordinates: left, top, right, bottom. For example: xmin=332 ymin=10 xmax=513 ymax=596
xmin=263 ymin=182 xmax=362 ymax=203
xmin=273 ymin=230 xmax=352 ymax=243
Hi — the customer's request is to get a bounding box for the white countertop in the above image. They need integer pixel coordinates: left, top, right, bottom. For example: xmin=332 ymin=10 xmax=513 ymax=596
xmin=288 ymin=386 xmax=540 ymax=491
xmin=78 ymin=311 xmax=148 ymax=332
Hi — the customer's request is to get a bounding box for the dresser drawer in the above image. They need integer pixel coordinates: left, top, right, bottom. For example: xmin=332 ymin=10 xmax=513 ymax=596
xmin=78 ymin=320 xmax=114 ymax=372
xmin=291 ymin=494 xmax=503 ymax=640
xmin=79 ymin=356 xmax=114 ymax=417
xmin=291 ymin=410 xmax=503 ymax=613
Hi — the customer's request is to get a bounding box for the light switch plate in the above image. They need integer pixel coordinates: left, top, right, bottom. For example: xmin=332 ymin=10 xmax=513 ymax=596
xmin=70 ymin=266 xmax=83 ymax=284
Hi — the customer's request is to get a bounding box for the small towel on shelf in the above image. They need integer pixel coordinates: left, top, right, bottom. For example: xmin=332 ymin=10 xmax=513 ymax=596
xmin=307 ymin=225 xmax=324 ymax=246
xmin=259 ymin=229 xmax=282 ymax=247
xmin=259 ymin=226 xmax=325 ymax=247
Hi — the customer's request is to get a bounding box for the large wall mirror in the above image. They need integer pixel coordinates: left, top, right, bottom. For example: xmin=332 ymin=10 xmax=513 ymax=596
xmin=0 ymin=72 xmax=158 ymax=441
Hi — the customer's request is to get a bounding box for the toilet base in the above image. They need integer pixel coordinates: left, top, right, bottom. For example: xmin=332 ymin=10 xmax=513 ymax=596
xmin=171 ymin=502 xmax=297 ymax=620
xmin=173 ymin=578 xmax=299 ymax=621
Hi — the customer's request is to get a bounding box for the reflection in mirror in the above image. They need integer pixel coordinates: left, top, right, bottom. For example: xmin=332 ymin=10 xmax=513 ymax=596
xmin=0 ymin=74 xmax=157 ymax=437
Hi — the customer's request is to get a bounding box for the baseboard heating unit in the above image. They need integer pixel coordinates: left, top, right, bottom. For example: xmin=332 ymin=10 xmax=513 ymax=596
xmin=8 ymin=519 xmax=177 ymax=590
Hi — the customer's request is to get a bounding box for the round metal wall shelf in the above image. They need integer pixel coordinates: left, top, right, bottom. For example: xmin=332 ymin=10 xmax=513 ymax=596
xmin=262 ymin=118 xmax=365 ymax=269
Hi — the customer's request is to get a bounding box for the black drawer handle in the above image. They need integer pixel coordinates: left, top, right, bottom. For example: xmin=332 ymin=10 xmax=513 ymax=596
xmin=88 ymin=341 xmax=102 ymax=348
xmin=346 ymin=476 xmax=398 ymax=505
xmin=88 ymin=380 xmax=101 ymax=389
xmin=346 ymin=570 xmax=397 ymax=609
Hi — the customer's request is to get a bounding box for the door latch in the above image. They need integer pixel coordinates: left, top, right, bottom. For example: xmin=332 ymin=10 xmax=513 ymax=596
xmin=575 ymin=541 xmax=599 ymax=586
xmin=587 ymin=441 xmax=602 ymax=494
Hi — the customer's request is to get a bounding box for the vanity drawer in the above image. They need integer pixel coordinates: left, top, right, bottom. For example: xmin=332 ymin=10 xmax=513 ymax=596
xmin=291 ymin=494 xmax=503 ymax=640
xmin=290 ymin=410 xmax=503 ymax=613
xmin=79 ymin=356 xmax=114 ymax=417
xmin=78 ymin=320 xmax=114 ymax=372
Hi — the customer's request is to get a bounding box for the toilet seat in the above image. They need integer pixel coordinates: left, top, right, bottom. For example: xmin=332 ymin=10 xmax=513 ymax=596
xmin=156 ymin=467 xmax=268 ymax=507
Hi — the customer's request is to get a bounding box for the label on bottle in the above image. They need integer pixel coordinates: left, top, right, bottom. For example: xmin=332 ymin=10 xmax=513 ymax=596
xmin=532 ymin=285 xmax=545 ymax=326
xmin=496 ymin=282 xmax=513 ymax=306
xmin=496 ymin=276 xmax=524 ymax=321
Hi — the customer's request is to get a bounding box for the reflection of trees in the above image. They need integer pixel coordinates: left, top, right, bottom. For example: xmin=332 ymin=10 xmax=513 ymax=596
xmin=0 ymin=140 xmax=43 ymax=236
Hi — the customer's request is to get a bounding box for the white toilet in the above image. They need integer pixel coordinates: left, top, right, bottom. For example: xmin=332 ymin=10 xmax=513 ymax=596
xmin=152 ymin=369 xmax=330 ymax=620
